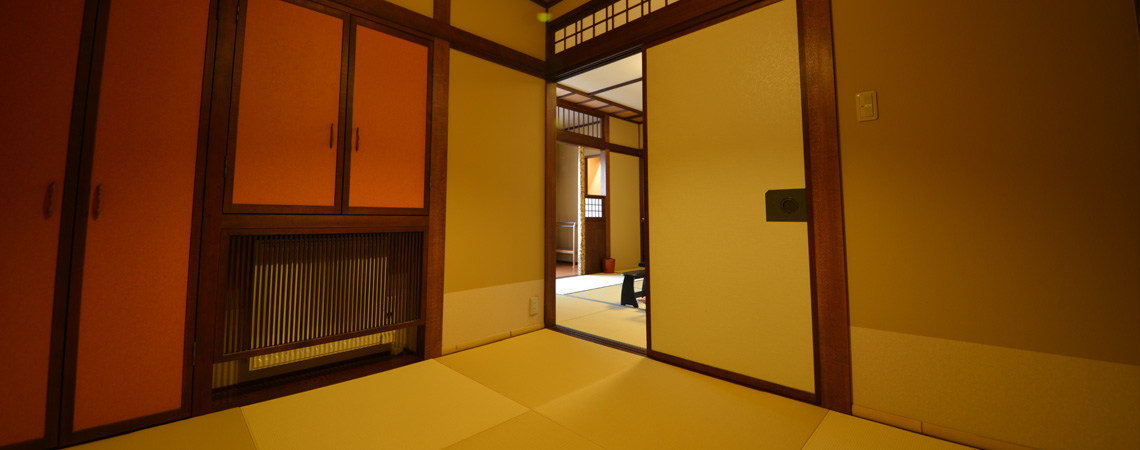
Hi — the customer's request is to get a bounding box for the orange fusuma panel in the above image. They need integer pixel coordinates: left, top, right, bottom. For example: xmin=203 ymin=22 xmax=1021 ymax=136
xmin=0 ymin=0 xmax=85 ymax=445
xmin=232 ymin=0 xmax=344 ymax=207
xmin=347 ymin=25 xmax=429 ymax=209
xmin=72 ymin=0 xmax=209 ymax=431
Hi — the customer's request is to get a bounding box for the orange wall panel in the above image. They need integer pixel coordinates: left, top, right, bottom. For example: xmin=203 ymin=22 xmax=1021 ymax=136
xmin=72 ymin=0 xmax=209 ymax=431
xmin=232 ymin=0 xmax=343 ymax=207
xmin=347 ymin=25 xmax=429 ymax=209
xmin=0 ymin=0 xmax=86 ymax=445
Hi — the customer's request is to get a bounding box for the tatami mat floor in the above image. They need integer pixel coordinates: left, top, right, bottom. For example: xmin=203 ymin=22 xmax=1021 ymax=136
xmin=556 ymin=271 xmax=646 ymax=348
xmin=74 ymin=330 xmax=968 ymax=450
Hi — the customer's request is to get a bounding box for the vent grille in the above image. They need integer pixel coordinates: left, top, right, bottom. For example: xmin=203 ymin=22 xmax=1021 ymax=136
xmin=221 ymin=232 xmax=424 ymax=360
xmin=557 ymin=106 xmax=605 ymax=138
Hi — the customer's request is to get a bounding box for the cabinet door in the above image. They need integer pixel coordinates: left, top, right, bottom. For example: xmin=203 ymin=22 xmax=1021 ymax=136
xmin=0 ymin=1 xmax=86 ymax=447
xmin=67 ymin=0 xmax=209 ymax=437
xmin=345 ymin=22 xmax=429 ymax=212
xmin=229 ymin=0 xmax=347 ymax=211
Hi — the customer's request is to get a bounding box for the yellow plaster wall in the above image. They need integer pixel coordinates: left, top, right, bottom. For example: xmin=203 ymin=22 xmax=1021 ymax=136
xmin=451 ymin=0 xmax=546 ymax=60
xmin=852 ymin=327 xmax=1139 ymax=450
xmin=549 ymin=0 xmax=591 ymax=21
xmin=384 ymin=0 xmax=432 ymax=18
xmin=608 ymin=117 xmax=641 ymax=149
xmin=444 ymin=50 xmax=545 ymax=348
xmin=833 ymin=0 xmax=1140 ymax=448
xmin=645 ymin=0 xmax=815 ymax=393
xmin=608 ymin=152 xmax=641 ymax=269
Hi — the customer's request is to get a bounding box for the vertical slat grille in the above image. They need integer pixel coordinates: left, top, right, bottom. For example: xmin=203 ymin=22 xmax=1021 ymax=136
xmin=222 ymin=232 xmax=423 ymax=359
xmin=557 ymin=106 xmax=604 ymax=138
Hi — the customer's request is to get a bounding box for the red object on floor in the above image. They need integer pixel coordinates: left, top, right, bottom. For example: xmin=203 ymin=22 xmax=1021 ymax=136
xmin=602 ymin=258 xmax=615 ymax=273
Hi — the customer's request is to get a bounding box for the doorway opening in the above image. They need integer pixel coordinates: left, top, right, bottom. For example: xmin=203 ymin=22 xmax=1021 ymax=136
xmin=548 ymin=52 xmax=647 ymax=351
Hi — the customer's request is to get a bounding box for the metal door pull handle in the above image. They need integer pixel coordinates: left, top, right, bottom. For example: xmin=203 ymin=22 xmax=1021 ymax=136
xmin=94 ymin=184 xmax=102 ymax=219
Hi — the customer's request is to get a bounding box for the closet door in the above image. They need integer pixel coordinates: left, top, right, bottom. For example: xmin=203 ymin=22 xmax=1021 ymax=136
xmin=0 ymin=1 xmax=86 ymax=448
xmin=344 ymin=21 xmax=430 ymax=213
xmin=228 ymin=0 xmax=348 ymax=212
xmin=64 ymin=0 xmax=209 ymax=441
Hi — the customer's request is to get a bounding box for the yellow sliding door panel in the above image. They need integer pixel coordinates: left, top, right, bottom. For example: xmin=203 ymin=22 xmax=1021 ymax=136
xmin=646 ymin=0 xmax=815 ymax=393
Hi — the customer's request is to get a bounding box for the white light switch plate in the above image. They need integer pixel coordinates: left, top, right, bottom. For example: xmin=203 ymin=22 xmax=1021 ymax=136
xmin=856 ymin=90 xmax=878 ymax=121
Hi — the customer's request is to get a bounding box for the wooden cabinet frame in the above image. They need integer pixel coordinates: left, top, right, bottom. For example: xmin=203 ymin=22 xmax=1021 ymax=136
xmin=193 ymin=0 xmax=448 ymax=417
xmin=222 ymin=0 xmax=433 ymax=215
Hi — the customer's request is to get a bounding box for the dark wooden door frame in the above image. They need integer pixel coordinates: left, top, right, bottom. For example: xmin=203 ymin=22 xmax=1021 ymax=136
xmin=542 ymin=0 xmax=851 ymax=414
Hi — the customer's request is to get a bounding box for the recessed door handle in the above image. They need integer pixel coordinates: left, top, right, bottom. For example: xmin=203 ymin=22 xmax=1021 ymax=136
xmin=45 ymin=181 xmax=56 ymax=219
xmin=355 ymin=127 xmax=360 ymax=152
xmin=329 ymin=123 xmax=335 ymax=149
xmin=93 ymin=184 xmax=102 ymax=219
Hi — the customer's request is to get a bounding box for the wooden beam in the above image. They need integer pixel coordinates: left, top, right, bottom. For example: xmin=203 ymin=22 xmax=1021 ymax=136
xmin=589 ymin=77 xmax=642 ymax=96
xmin=544 ymin=82 xmax=558 ymax=328
xmin=548 ymin=0 xmax=780 ymax=78
xmin=557 ymin=83 xmax=643 ymax=116
xmin=529 ymin=0 xmax=564 ymax=8
xmin=798 ymin=0 xmax=851 ymax=414
xmin=556 ymin=130 xmax=641 ymax=157
xmin=333 ymin=0 xmax=546 ymax=78
xmin=433 ymin=0 xmax=449 ymax=24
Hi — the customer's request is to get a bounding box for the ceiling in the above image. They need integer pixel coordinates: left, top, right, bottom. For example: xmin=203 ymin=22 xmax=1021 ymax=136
xmin=557 ymin=53 xmax=644 ymax=123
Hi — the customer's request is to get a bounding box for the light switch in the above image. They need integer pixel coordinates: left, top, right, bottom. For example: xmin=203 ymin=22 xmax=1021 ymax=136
xmin=856 ymin=90 xmax=878 ymax=121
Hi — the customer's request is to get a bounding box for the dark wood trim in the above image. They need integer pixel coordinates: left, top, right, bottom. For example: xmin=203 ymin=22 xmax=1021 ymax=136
xmin=544 ymin=82 xmax=558 ymax=328
xmin=548 ymin=0 xmax=780 ymax=78
xmin=423 ymin=38 xmax=449 ymax=359
xmin=336 ymin=12 xmax=358 ymax=213
xmin=556 ymin=130 xmax=640 ymax=157
xmin=602 ymin=149 xmax=611 ymax=259
xmin=0 ymin=438 xmax=51 ymax=450
xmin=220 ymin=214 xmax=427 ymax=229
xmin=333 ymin=3 xmax=350 ymax=213
xmin=220 ymin=225 xmax=426 ymax=236
xmin=557 ymin=83 xmax=643 ymax=117
xmin=32 ymin=0 xmax=108 ymax=448
xmin=58 ymin=0 xmax=112 ymax=442
xmin=210 ymin=353 xmax=419 ymax=411
xmin=529 ymin=0 xmax=563 ymax=9
xmin=330 ymin=0 xmax=546 ymax=78
xmin=62 ymin=408 xmax=185 ymax=447
xmin=433 ymin=0 xmax=449 ymax=24
xmin=217 ymin=321 xmax=424 ymax=362
xmin=178 ymin=0 xmax=223 ymax=432
xmin=798 ymin=0 xmax=852 ymax=414
xmin=551 ymin=325 xmax=646 ymax=356
xmin=639 ymin=50 xmax=651 ymax=351
xmin=589 ymin=77 xmax=643 ymax=96
xmin=194 ymin=0 xmax=241 ymax=418
xmin=648 ymin=350 xmax=817 ymax=404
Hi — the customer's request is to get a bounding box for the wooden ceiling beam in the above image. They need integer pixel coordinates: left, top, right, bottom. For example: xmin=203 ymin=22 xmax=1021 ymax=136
xmin=556 ymin=83 xmax=643 ymax=116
